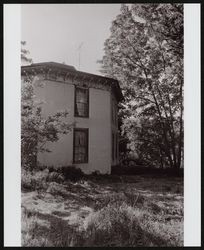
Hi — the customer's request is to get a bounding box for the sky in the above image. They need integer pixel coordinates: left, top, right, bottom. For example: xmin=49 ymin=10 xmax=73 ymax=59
xmin=21 ymin=4 xmax=122 ymax=75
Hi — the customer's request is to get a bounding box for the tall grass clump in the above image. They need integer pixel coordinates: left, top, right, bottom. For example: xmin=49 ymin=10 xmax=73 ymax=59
xmin=80 ymin=200 xmax=183 ymax=247
xmin=21 ymin=208 xmax=53 ymax=247
xmin=82 ymin=203 xmax=145 ymax=246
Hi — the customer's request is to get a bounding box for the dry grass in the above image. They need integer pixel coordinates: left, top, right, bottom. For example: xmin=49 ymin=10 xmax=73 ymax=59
xmin=21 ymin=174 xmax=183 ymax=247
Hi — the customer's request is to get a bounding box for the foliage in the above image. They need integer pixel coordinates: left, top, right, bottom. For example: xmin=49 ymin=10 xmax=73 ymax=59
xmin=60 ymin=166 xmax=84 ymax=182
xmin=21 ymin=42 xmax=73 ymax=170
xmin=21 ymin=168 xmax=65 ymax=191
xmin=21 ymin=41 xmax=33 ymax=65
xmin=21 ymin=80 xmax=73 ymax=170
xmin=21 ymin=168 xmax=49 ymax=191
xmin=99 ymin=4 xmax=183 ymax=168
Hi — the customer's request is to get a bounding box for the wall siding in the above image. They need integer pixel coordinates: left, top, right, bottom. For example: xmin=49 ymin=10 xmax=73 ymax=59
xmin=33 ymin=78 xmax=111 ymax=174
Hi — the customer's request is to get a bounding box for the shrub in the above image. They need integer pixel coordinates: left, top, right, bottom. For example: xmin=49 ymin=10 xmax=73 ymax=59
xmin=21 ymin=168 xmax=65 ymax=191
xmin=21 ymin=169 xmax=34 ymax=191
xmin=47 ymin=171 xmax=64 ymax=183
xmin=21 ymin=168 xmax=50 ymax=191
xmin=61 ymin=166 xmax=84 ymax=182
xmin=47 ymin=166 xmax=62 ymax=173
xmin=21 ymin=79 xmax=73 ymax=171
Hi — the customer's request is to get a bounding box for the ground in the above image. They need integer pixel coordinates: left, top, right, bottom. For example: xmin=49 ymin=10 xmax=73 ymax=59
xmin=21 ymin=174 xmax=183 ymax=247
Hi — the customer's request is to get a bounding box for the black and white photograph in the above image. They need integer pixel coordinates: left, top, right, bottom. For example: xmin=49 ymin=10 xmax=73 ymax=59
xmin=3 ymin=2 xmax=201 ymax=247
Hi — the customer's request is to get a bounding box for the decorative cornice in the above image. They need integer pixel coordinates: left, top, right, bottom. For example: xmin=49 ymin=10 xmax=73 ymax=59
xmin=21 ymin=62 xmax=123 ymax=102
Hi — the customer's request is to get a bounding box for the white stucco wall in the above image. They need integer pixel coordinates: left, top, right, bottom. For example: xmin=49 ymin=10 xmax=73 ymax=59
xmin=32 ymin=77 xmax=111 ymax=174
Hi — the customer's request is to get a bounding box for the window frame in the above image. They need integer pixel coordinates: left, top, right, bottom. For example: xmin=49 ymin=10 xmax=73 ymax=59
xmin=74 ymin=86 xmax=89 ymax=118
xmin=73 ymin=128 xmax=89 ymax=164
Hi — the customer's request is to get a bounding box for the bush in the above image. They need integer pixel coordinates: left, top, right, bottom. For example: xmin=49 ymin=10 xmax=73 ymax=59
xmin=21 ymin=168 xmax=48 ymax=191
xmin=21 ymin=165 xmax=86 ymax=191
xmin=121 ymin=157 xmax=145 ymax=168
xmin=60 ymin=166 xmax=84 ymax=182
xmin=21 ymin=169 xmax=34 ymax=191
xmin=21 ymin=168 xmax=65 ymax=191
xmin=87 ymin=171 xmax=120 ymax=183
xmin=47 ymin=171 xmax=64 ymax=183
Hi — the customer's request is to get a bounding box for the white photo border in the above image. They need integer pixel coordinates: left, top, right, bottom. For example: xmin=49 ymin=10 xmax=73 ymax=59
xmin=3 ymin=3 xmax=201 ymax=247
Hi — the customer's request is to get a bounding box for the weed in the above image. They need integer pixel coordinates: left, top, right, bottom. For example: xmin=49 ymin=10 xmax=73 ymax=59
xmin=22 ymin=175 xmax=183 ymax=247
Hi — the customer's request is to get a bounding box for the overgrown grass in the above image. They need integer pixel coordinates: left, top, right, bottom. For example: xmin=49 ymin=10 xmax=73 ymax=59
xmin=22 ymin=172 xmax=183 ymax=247
xmin=82 ymin=203 xmax=183 ymax=247
xmin=81 ymin=191 xmax=183 ymax=247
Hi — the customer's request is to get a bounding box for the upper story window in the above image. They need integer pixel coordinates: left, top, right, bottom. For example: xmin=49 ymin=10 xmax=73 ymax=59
xmin=75 ymin=87 xmax=89 ymax=117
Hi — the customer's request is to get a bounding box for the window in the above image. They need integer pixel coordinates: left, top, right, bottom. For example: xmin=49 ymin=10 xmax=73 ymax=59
xmin=73 ymin=128 xmax=88 ymax=163
xmin=75 ymin=87 xmax=89 ymax=117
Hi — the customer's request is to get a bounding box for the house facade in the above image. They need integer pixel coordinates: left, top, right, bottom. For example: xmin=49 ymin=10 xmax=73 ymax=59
xmin=21 ymin=62 xmax=123 ymax=174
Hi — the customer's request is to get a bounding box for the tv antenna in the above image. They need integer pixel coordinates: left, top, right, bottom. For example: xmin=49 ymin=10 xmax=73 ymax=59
xmin=77 ymin=42 xmax=84 ymax=70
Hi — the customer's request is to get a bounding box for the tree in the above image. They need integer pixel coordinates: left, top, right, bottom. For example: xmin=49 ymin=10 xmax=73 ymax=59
xmin=99 ymin=4 xmax=183 ymax=168
xmin=21 ymin=41 xmax=33 ymax=65
xmin=21 ymin=42 xmax=73 ymax=170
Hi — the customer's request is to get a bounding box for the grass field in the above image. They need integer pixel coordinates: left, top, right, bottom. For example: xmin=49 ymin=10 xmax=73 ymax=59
xmin=21 ymin=173 xmax=183 ymax=247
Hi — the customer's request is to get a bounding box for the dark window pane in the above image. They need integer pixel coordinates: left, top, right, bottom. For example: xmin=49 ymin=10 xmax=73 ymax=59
xmin=75 ymin=87 xmax=89 ymax=117
xmin=76 ymin=103 xmax=87 ymax=117
xmin=76 ymin=88 xmax=88 ymax=103
xmin=74 ymin=129 xmax=88 ymax=163
xmin=75 ymin=131 xmax=87 ymax=146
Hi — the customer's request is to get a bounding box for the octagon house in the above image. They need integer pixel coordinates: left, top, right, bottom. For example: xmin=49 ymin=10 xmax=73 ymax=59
xmin=21 ymin=62 xmax=123 ymax=174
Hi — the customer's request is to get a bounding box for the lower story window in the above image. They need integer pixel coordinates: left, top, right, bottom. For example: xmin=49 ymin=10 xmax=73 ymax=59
xmin=73 ymin=128 xmax=88 ymax=163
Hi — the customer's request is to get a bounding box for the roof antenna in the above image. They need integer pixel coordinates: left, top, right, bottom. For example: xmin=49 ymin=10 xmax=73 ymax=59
xmin=77 ymin=42 xmax=84 ymax=70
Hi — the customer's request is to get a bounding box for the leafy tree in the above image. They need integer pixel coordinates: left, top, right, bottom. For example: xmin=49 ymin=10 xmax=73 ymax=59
xmin=21 ymin=41 xmax=33 ymax=65
xmin=99 ymin=4 xmax=183 ymax=168
xmin=21 ymin=42 xmax=73 ymax=170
